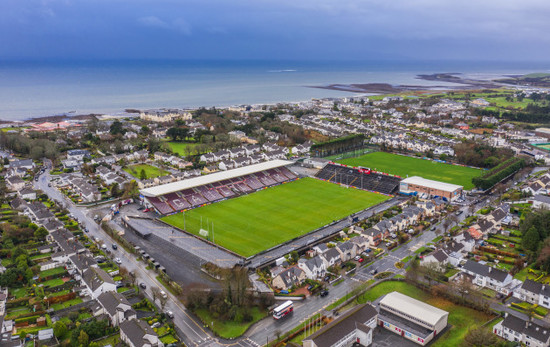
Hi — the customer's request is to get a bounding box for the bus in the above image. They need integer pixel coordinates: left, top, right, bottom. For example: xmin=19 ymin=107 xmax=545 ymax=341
xmin=273 ymin=300 xmax=294 ymax=319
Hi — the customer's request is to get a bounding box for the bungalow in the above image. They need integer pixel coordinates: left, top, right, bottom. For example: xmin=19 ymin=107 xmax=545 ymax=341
xmin=96 ymin=291 xmax=137 ymax=326
xmin=493 ymin=313 xmax=550 ymax=347
xmin=298 ymin=256 xmax=326 ymax=280
xmin=462 ymin=260 xmax=513 ymax=293
xmin=272 ymin=267 xmax=306 ymax=291
xmin=119 ymin=319 xmax=163 ymax=347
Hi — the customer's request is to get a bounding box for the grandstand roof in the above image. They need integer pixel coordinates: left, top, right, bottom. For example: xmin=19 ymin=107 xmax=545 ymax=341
xmin=140 ymin=160 xmax=293 ymax=197
xmin=401 ymin=176 xmax=462 ymax=192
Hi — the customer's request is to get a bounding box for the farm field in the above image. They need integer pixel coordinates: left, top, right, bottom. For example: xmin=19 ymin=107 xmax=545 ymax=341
xmin=337 ymin=152 xmax=481 ymax=189
xmin=123 ymin=164 xmax=169 ymax=179
xmin=162 ymin=177 xmax=389 ymax=257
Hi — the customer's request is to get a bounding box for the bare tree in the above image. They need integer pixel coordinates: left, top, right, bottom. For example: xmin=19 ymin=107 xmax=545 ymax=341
xmin=151 ymin=287 xmax=160 ymax=304
xmin=462 ymin=326 xmax=498 ymax=347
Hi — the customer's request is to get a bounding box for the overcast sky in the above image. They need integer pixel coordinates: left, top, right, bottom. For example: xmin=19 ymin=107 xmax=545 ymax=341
xmin=1 ymin=0 xmax=549 ymax=61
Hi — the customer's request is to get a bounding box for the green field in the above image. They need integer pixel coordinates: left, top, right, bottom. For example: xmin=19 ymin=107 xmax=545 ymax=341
xmin=337 ymin=152 xmax=481 ymax=189
xmin=162 ymin=178 xmax=389 ymax=257
xmin=123 ymin=164 xmax=169 ymax=179
xmin=167 ymin=142 xmax=210 ymax=156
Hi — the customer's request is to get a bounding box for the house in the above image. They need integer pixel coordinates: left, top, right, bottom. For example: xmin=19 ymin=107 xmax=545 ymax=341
xmin=453 ymin=231 xmax=476 ymax=252
xmin=313 ymin=244 xmax=329 ymax=255
xmin=303 ymin=304 xmax=378 ymax=347
xmin=219 ymin=160 xmax=236 ymax=171
xmin=119 ymin=319 xmax=163 ymax=347
xmin=363 ymin=228 xmax=383 ymax=246
xmin=493 ymin=313 xmax=550 ymax=347
xmin=69 ymin=253 xmax=98 ymax=275
xmin=441 ymin=241 xmax=465 ymax=267
xmin=9 ymin=159 xmax=34 ymax=170
xmin=18 ymin=187 xmax=36 ymax=200
xmin=96 ymin=291 xmax=137 ymax=326
xmin=336 ymin=241 xmax=357 ymax=262
xmin=298 ymin=256 xmax=326 ymax=280
xmin=81 ymin=267 xmax=117 ymax=299
xmin=350 ymin=236 xmax=370 ymax=253
xmin=6 ymin=176 xmax=25 ymax=191
xmin=199 ymin=153 xmax=216 ymax=163
xmin=321 ymin=248 xmax=341 ymax=268
xmin=532 ymin=195 xmax=550 ymax=210
xmin=26 ymin=202 xmax=55 ymax=224
xmin=67 ymin=149 xmax=91 ymax=161
xmin=514 ymin=279 xmax=543 ymax=305
xmin=420 ymin=249 xmax=449 ymax=270
xmin=462 ymin=260 xmax=513 ymax=293
xmin=272 ymin=267 xmax=306 ymax=291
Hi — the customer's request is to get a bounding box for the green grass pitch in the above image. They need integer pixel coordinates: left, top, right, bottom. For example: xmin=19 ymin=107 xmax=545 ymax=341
xmin=336 ymin=152 xmax=481 ymax=190
xmin=161 ymin=177 xmax=389 ymax=257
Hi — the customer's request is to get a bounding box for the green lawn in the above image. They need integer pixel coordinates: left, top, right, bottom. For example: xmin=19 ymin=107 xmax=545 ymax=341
xmin=51 ymin=298 xmax=83 ymax=311
xmin=337 ymin=152 xmax=482 ymax=190
xmin=162 ymin=178 xmax=389 ymax=257
xmin=355 ymin=281 xmax=493 ymax=347
xmin=40 ymin=266 xmax=67 ymax=278
xmin=194 ymin=307 xmax=266 ymax=339
xmin=167 ymin=142 xmax=210 ymax=156
xmin=41 ymin=278 xmax=65 ymax=288
xmin=123 ymin=164 xmax=169 ymax=179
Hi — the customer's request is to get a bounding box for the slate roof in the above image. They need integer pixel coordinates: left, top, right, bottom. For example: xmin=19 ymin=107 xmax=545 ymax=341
xmin=521 ymin=279 xmax=543 ymax=295
xmin=277 ymin=267 xmax=305 ymax=288
xmin=304 ymin=256 xmax=324 ymax=272
xmin=120 ymin=319 xmax=160 ymax=347
xmin=463 ymin=260 xmax=509 ymax=282
xmin=430 ymin=249 xmax=448 ymax=262
xmin=323 ymin=248 xmax=341 ymax=263
xmin=501 ymin=314 xmax=550 ymax=343
xmin=491 ymin=208 xmax=507 ymax=222
xmin=82 ymin=267 xmax=115 ymax=292
xmin=305 ymin=304 xmax=377 ymax=347
xmin=97 ymin=291 xmax=135 ymax=318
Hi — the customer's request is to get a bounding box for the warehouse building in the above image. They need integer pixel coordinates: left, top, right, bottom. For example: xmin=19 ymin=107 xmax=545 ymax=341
xmin=399 ymin=176 xmax=463 ymax=201
xmin=378 ymin=291 xmax=449 ymax=346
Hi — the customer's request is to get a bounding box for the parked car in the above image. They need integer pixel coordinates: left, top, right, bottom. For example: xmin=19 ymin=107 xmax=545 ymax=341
xmin=324 ymin=275 xmax=330 ymax=282
xmin=112 ymin=244 xmax=118 ymax=250
xmin=320 ymin=290 xmax=329 ymax=297
xmin=139 ymin=283 xmax=146 ymax=289
xmin=114 ymin=258 xmax=122 ymax=264
xmin=84 ymin=228 xmax=89 ymax=233
xmin=358 ymin=257 xmax=364 ymax=263
xmin=166 ymin=311 xmax=174 ymax=319
xmin=370 ymin=269 xmax=378 ymax=275
xmin=101 ymin=244 xmax=107 ymax=250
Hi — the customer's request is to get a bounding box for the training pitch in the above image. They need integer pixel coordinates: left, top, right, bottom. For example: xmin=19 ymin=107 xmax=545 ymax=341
xmin=161 ymin=177 xmax=389 ymax=257
xmin=337 ymin=152 xmax=481 ymax=190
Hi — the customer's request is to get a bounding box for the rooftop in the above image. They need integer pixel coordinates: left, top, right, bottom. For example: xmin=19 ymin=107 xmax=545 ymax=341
xmin=140 ymin=159 xmax=293 ymax=197
xmin=379 ymin=291 xmax=448 ymax=328
xmin=401 ymin=176 xmax=463 ymax=192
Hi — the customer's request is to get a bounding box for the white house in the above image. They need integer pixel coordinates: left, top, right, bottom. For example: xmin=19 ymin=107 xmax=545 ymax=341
xmin=96 ymin=291 xmax=137 ymax=326
xmin=298 ymin=256 xmax=326 ymax=280
xmin=462 ymin=260 xmax=513 ymax=294
xmin=493 ymin=313 xmax=550 ymax=347
xmin=81 ymin=267 xmax=117 ymax=299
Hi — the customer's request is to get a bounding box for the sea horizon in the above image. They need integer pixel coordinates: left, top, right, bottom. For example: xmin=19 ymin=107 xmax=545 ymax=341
xmin=1 ymin=59 xmax=549 ymax=122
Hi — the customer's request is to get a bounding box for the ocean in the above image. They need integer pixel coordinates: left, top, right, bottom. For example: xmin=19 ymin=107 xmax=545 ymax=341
xmin=0 ymin=59 xmax=549 ymax=121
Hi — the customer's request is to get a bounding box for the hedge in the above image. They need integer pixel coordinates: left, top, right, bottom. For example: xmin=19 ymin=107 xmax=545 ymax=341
xmin=14 ymin=315 xmax=40 ymax=324
xmin=472 ymin=158 xmax=524 ymax=190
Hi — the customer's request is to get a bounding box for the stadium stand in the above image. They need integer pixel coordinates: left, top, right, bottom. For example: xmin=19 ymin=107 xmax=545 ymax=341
xmin=315 ymin=163 xmax=400 ymax=195
xmin=141 ymin=160 xmax=299 ymax=214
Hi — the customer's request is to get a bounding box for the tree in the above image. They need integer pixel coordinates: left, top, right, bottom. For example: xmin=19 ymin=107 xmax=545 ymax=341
xmin=109 ymin=120 xmax=126 ymax=135
xmin=139 ymin=169 xmax=147 ymax=180
xmin=151 ymin=287 xmax=160 ymax=303
xmin=289 ymin=251 xmax=299 ymax=264
xmin=462 ymin=326 xmax=498 ymax=347
xmin=77 ymin=330 xmax=89 ymax=347
xmin=110 ymin=183 xmax=121 ymax=198
xmin=53 ymin=321 xmax=68 ymax=339
xmin=523 ymin=226 xmax=540 ymax=253
xmin=34 ymin=227 xmax=49 ymax=240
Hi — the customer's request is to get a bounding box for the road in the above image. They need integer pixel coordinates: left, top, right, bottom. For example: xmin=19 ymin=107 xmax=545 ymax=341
xmin=34 ymin=163 xmax=228 ymax=347
xmin=35 ymin=159 xmax=521 ymax=346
